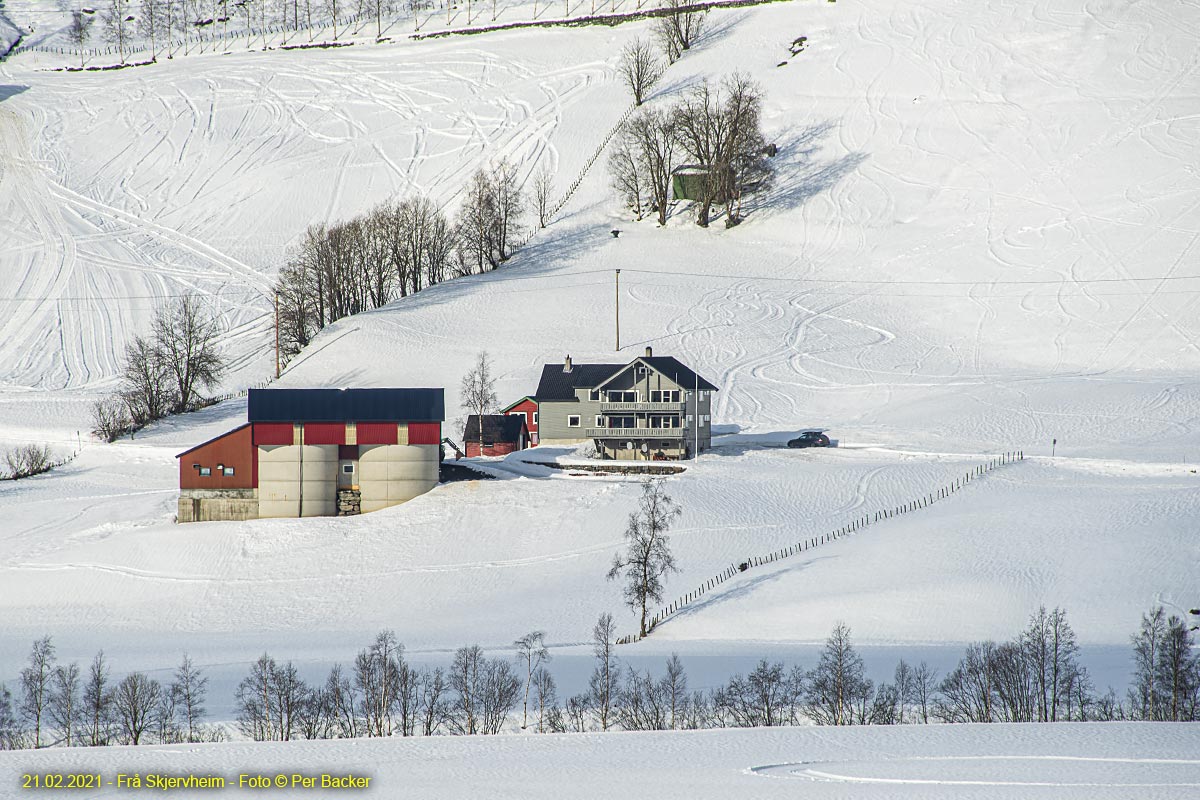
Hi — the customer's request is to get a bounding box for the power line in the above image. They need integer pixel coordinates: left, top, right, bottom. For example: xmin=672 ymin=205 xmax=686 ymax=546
xmin=618 ymin=268 xmax=1200 ymax=286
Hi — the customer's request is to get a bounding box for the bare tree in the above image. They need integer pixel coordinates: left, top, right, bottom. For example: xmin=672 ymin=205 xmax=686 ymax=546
xmin=82 ymin=652 xmax=114 ymax=746
xmin=101 ymin=0 xmax=134 ymax=64
xmin=805 ymin=623 xmax=873 ymax=725
xmin=1157 ymin=614 xmax=1199 ymax=721
xmin=171 ymin=655 xmax=208 ymax=742
xmin=460 ymin=351 xmax=497 ymax=450
xmin=120 ymin=334 xmax=175 ymax=426
xmin=322 ymin=664 xmax=359 ymax=738
xmin=672 ymin=74 xmax=769 ymax=226
xmin=656 ymin=0 xmax=703 ymax=60
xmin=325 ymin=0 xmax=343 ymax=38
xmin=112 ymin=672 xmax=161 ymax=745
xmin=153 ymin=295 xmax=225 ymax=413
xmin=90 ymin=397 xmax=130 ymax=442
xmin=608 ymin=131 xmax=645 ymax=220
xmin=663 ymin=653 xmax=687 ymax=729
xmin=0 ymin=684 xmax=21 ymax=750
xmin=19 ymin=637 xmax=55 ymax=748
xmin=138 ymin=0 xmax=168 ymax=60
xmin=448 ymin=646 xmax=519 ymax=735
xmin=1022 ymin=605 xmax=1082 ymax=722
xmin=66 ymin=11 xmax=94 ymax=68
xmin=514 ymin=631 xmax=550 ymax=730
xmin=531 ymin=667 xmax=557 ymax=733
xmin=618 ymin=37 xmax=664 ymax=106
xmin=532 ymin=165 xmax=554 ymax=229
xmin=716 ymin=659 xmax=803 ymax=727
xmin=626 ymin=107 xmax=675 ymax=226
xmin=588 ymin=613 xmax=620 ymax=731
xmin=4 ymin=444 xmax=53 ymax=480
xmin=355 ymin=630 xmax=405 ymax=737
xmin=47 ymin=663 xmax=81 ymax=747
xmin=417 ymin=667 xmax=449 ymax=736
xmin=1130 ymin=606 xmax=1167 ymax=721
xmin=607 ymin=479 xmax=682 ymax=638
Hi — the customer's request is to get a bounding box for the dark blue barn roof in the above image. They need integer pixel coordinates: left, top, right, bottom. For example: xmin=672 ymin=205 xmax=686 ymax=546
xmin=247 ymin=388 xmax=444 ymax=423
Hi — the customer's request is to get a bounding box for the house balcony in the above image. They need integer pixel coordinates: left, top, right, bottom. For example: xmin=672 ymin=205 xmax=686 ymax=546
xmin=586 ymin=427 xmax=686 ymax=439
xmin=598 ymin=401 xmax=687 ymax=413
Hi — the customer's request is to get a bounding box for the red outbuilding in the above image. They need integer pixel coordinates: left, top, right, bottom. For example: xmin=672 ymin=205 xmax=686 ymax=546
xmin=501 ymin=396 xmax=539 ymax=445
xmin=463 ymin=414 xmax=529 ymax=458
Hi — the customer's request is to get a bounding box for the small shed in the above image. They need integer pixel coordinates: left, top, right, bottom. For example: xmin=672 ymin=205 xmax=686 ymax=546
xmin=463 ymin=414 xmax=529 ymax=458
xmin=671 ymin=165 xmax=711 ymax=201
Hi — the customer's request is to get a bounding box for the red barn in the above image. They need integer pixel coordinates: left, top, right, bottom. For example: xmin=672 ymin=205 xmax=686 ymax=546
xmin=463 ymin=414 xmax=529 ymax=458
xmin=501 ymin=396 xmax=539 ymax=445
xmin=177 ymin=388 xmax=444 ymax=522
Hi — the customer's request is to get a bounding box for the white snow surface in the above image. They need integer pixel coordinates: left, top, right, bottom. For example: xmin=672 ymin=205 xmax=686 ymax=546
xmin=0 ymin=0 xmax=1198 ymax=725
xmin=2 ymin=723 xmax=1200 ymax=798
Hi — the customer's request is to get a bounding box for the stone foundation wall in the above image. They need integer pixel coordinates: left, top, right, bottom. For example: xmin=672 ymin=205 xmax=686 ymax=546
xmin=337 ymin=489 xmax=361 ymax=516
xmin=178 ymin=489 xmax=259 ymax=523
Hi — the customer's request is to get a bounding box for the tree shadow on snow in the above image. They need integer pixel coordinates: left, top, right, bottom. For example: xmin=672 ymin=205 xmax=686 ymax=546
xmin=0 ymin=85 xmax=29 ymax=103
xmin=748 ymin=120 xmax=867 ymax=217
xmin=666 ymin=554 xmax=840 ymax=624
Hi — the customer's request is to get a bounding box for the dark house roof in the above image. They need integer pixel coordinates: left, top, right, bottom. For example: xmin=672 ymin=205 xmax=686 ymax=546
xmin=247 ymin=388 xmax=444 ymax=423
xmin=463 ymin=414 xmax=527 ymax=444
xmin=534 ymin=363 xmax=624 ymax=401
xmin=639 ymin=356 xmax=719 ymax=392
xmin=534 ymin=356 xmax=719 ymax=400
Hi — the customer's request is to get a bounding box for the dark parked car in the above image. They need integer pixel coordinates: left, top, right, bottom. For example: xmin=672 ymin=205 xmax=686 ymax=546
xmin=787 ymin=431 xmax=830 ymax=448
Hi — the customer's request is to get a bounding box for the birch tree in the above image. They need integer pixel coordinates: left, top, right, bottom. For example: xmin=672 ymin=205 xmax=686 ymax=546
xmin=460 ymin=351 xmax=497 ymax=449
xmin=607 ymin=479 xmax=682 ymax=638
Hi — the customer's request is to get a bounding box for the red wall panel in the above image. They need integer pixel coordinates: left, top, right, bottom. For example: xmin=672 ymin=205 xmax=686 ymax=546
xmin=253 ymin=423 xmax=294 ymax=446
xmin=180 ymin=425 xmax=255 ymax=490
xmin=357 ymin=422 xmax=398 ymax=445
xmin=408 ymin=422 xmax=441 ymax=445
xmin=303 ymin=423 xmax=346 ymax=445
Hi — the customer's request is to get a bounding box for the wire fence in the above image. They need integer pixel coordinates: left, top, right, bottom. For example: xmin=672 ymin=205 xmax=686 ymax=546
xmin=616 ymin=450 xmax=1028 ymax=645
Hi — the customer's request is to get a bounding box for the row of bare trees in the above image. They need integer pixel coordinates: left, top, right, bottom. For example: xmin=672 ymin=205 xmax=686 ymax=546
xmin=0 ymin=637 xmax=216 ymax=750
xmin=90 ymin=296 xmax=226 ymax=441
xmin=610 ymin=72 xmax=771 ymax=227
xmin=274 ymin=163 xmax=526 ymax=365
xmin=62 ymin=0 xmax=425 ymax=65
xmin=3 ymin=607 xmax=1195 ymax=749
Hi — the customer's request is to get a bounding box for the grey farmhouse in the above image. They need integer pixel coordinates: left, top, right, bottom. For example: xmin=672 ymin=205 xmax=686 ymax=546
xmin=534 ymin=347 xmax=718 ymax=460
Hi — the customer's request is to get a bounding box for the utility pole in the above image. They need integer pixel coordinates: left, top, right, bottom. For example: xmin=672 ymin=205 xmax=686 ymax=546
xmin=274 ymin=291 xmax=281 ymax=379
xmin=615 ymin=268 xmax=621 ymax=351
xmin=693 ymin=368 xmax=699 ymax=459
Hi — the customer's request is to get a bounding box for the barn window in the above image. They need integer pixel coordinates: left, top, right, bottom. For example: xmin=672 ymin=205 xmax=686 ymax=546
xmin=568 ymin=415 xmax=581 ymax=427
xmin=199 ymin=467 xmax=211 ymax=477
xmin=224 ymin=467 xmax=235 ymax=476
xmin=342 ymin=464 xmax=354 ymax=474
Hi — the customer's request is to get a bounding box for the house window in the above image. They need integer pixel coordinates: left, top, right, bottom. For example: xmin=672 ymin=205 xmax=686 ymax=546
xmin=532 ymin=411 xmax=538 ymax=424
xmin=568 ymin=415 xmax=581 ymax=427
xmin=686 ymin=415 xmax=693 ymax=423
xmin=595 ymin=415 xmax=605 ymax=427
xmin=589 ymin=390 xmax=600 ymax=401
xmin=650 ymin=390 xmax=681 ymax=403
xmin=607 ymin=390 xmax=637 ymax=403
xmin=635 ymin=366 xmax=648 ymax=378
xmin=199 ymin=467 xmax=211 ymax=477
xmin=223 ymin=467 xmax=235 ymax=476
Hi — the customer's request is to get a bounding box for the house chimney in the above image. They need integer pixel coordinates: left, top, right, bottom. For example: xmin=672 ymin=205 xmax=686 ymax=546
xmin=645 ymin=346 xmax=653 ymax=358
xmin=563 ymin=355 xmax=572 ymax=373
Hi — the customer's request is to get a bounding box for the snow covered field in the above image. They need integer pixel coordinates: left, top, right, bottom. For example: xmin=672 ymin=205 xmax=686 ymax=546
xmin=0 ymin=0 xmax=1198 ymax=769
xmin=3 ymin=722 xmax=1200 ymax=798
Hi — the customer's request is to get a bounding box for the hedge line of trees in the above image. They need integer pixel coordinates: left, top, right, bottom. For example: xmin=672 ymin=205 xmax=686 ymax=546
xmin=274 ymin=161 xmax=527 ymax=365
xmin=3 ymin=605 xmax=1196 ymax=749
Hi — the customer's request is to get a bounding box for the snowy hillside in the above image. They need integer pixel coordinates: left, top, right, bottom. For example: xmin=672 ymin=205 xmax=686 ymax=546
xmin=3 ymin=722 xmax=1200 ymax=798
xmin=1 ymin=0 xmax=1198 ymax=730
